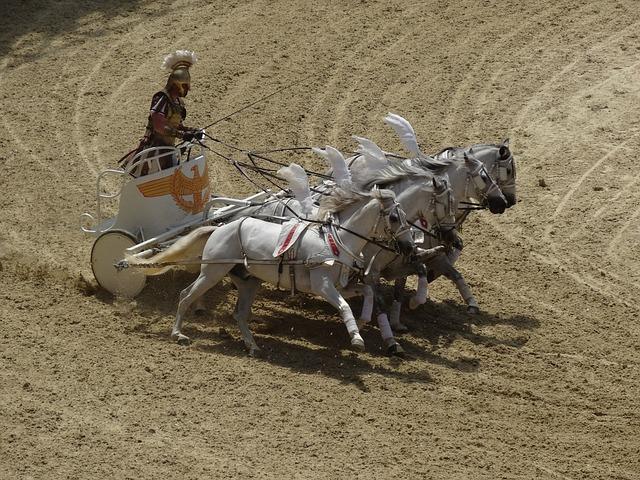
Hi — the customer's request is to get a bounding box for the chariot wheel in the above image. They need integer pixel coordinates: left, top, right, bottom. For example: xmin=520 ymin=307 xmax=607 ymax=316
xmin=91 ymin=230 xmax=146 ymax=298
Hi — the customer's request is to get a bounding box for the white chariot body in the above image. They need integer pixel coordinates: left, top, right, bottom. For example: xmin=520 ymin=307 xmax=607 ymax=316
xmin=81 ymin=140 xmax=271 ymax=297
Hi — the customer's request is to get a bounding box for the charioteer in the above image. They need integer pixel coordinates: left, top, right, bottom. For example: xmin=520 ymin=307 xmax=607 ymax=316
xmin=123 ymin=49 xmax=201 ymax=176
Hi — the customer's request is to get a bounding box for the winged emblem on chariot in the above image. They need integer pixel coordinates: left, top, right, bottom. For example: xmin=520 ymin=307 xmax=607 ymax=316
xmin=136 ymin=163 xmax=210 ymax=214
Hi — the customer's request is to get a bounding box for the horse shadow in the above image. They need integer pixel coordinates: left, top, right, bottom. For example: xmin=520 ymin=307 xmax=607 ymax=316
xmin=393 ymin=297 xmax=539 ymax=360
xmin=106 ymin=273 xmax=539 ymax=390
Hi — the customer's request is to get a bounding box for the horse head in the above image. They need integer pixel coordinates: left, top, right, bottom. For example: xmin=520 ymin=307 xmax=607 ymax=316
xmin=464 ymin=151 xmax=507 ymax=214
xmin=496 ymin=139 xmax=517 ymax=207
xmin=370 ymin=187 xmax=414 ymax=257
xmin=470 ymin=141 xmax=517 ymax=208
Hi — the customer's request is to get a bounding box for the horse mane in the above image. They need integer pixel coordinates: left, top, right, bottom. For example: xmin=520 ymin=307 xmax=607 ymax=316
xmin=413 ymin=152 xmax=456 ymax=172
xmin=316 ymin=184 xmax=372 ymax=220
xmin=357 ymin=158 xmax=435 ymax=189
xmin=438 ymin=143 xmax=501 ymax=159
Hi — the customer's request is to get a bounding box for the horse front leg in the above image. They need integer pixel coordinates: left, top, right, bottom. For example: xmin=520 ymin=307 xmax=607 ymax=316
xmin=311 ymin=273 xmax=364 ymax=351
xmin=389 ymin=277 xmax=409 ymax=333
xmin=435 ymin=257 xmax=479 ymax=314
xmin=409 ymin=263 xmax=429 ymax=310
xmin=367 ymin=280 xmax=404 ymax=356
xmin=341 ymin=282 xmax=374 ymax=328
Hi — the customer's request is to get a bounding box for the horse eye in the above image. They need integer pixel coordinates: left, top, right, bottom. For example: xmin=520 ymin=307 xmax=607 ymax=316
xmin=389 ymin=213 xmax=399 ymax=223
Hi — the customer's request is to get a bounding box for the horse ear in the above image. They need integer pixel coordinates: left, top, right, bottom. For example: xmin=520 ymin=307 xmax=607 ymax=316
xmin=502 ymin=138 xmax=510 ymax=147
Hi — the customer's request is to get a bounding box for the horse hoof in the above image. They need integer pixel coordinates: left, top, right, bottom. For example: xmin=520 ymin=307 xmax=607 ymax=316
xmin=350 ymin=336 xmax=365 ymax=351
xmin=173 ymin=333 xmax=191 ymax=346
xmin=387 ymin=343 xmax=405 ymax=357
xmin=248 ymin=346 xmax=261 ymax=357
xmin=391 ymin=323 xmax=409 ymax=333
xmin=467 ymin=306 xmax=480 ymax=315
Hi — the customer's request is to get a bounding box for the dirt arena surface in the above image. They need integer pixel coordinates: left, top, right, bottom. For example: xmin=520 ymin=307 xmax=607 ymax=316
xmin=1 ymin=0 xmax=639 ymax=478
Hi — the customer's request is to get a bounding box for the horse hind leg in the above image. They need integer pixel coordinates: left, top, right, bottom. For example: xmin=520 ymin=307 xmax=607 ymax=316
xmin=230 ymin=275 xmax=262 ymax=356
xmin=172 ymin=265 xmax=230 ymax=344
xmin=193 ymin=296 xmax=207 ymax=315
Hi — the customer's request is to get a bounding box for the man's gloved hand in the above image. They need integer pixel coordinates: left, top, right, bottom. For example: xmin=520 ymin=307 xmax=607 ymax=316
xmin=182 ymin=131 xmax=196 ymax=142
xmin=182 ymin=128 xmax=203 ymax=142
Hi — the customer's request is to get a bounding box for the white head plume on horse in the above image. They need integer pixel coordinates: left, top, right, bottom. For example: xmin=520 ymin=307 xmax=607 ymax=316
xmin=277 ymin=163 xmax=314 ymax=216
xmin=313 ymin=145 xmax=352 ymax=186
xmin=350 ymin=135 xmax=389 ymax=185
xmin=384 ymin=113 xmax=422 ymax=158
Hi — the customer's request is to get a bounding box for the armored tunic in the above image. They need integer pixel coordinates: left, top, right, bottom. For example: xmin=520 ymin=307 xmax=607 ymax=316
xmin=144 ymin=89 xmax=186 ymax=146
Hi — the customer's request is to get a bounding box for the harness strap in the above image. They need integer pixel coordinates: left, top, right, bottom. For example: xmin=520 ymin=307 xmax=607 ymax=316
xmin=236 ymin=217 xmax=250 ymax=267
xmin=276 ymin=255 xmax=284 ymax=290
xmin=288 ymin=249 xmax=296 ymax=295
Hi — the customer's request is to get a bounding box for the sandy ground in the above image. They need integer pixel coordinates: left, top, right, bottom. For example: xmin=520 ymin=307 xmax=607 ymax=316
xmin=1 ymin=0 xmax=640 ymax=478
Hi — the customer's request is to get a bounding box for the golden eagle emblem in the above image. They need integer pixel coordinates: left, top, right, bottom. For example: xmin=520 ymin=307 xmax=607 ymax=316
xmin=137 ymin=163 xmax=210 ymax=214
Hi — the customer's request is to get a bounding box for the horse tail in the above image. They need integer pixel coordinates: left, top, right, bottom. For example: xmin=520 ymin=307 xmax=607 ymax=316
xmin=125 ymin=226 xmax=216 ymax=276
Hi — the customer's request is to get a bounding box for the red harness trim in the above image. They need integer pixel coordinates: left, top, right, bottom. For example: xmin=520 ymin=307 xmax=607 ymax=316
xmin=275 ymin=224 xmax=301 ymax=257
xmin=327 ymin=232 xmax=340 ymax=256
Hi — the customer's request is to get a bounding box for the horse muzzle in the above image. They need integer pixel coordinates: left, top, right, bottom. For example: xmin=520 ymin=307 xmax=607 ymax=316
xmin=488 ymin=196 xmax=507 ymax=214
xmin=504 ymin=193 xmax=517 ymax=208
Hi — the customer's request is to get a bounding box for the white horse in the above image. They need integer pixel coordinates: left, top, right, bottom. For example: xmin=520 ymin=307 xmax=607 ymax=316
xmin=351 ymin=140 xmax=506 ymax=332
xmin=345 ymin=114 xmax=509 ymax=330
xmin=223 ymin=145 xmax=455 ymax=354
xmin=133 ymin=170 xmax=415 ymax=355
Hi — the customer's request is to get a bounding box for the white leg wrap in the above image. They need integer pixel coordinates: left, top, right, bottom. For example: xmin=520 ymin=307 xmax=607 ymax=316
xmin=376 ymin=313 xmax=394 ymax=341
xmin=360 ymin=295 xmax=373 ymax=323
xmin=410 ymin=276 xmax=429 ymax=309
xmin=455 ymin=278 xmax=476 ymax=306
xmin=344 ymin=316 xmax=359 ymax=336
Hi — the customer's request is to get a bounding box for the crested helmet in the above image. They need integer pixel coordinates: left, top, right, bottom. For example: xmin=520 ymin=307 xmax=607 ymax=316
xmin=162 ymin=50 xmax=197 ymax=97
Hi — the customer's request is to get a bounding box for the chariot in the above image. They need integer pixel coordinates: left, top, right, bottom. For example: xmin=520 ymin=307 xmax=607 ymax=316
xmin=80 ymin=137 xmax=271 ymax=297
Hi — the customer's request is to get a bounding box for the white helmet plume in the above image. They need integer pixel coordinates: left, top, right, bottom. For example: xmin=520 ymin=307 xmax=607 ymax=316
xmin=384 ymin=113 xmax=421 ymax=158
xmin=277 ymin=163 xmax=313 ymax=216
xmin=312 ymin=145 xmax=351 ymax=186
xmin=162 ymin=50 xmax=198 ymax=71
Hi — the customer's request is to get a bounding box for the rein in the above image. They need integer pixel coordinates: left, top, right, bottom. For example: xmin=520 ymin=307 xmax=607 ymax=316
xmin=200 ymin=72 xmax=317 ymax=130
xmin=194 ymin=139 xmax=407 ymax=255
xmin=202 ymin=132 xmax=331 ymax=180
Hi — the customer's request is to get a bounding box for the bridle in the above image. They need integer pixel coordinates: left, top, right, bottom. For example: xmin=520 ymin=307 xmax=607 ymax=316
xmin=492 ymin=152 xmax=516 ymax=191
xmin=466 ymin=159 xmax=503 ymax=204
xmin=327 ymin=198 xmax=414 ymax=263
